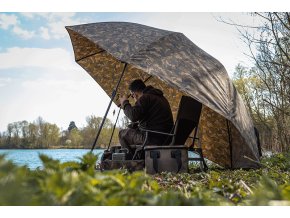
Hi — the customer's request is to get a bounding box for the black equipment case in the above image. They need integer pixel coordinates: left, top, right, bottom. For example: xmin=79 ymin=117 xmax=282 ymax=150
xmin=144 ymin=145 xmax=188 ymax=174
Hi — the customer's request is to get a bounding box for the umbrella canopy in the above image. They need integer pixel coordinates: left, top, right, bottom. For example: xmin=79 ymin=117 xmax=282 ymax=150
xmin=66 ymin=22 xmax=260 ymax=169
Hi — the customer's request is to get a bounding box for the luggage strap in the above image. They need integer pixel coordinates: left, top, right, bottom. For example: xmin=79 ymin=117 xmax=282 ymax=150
xmin=149 ymin=149 xmax=182 ymax=173
xmin=171 ymin=150 xmax=182 ymax=173
xmin=150 ymin=151 xmax=160 ymax=173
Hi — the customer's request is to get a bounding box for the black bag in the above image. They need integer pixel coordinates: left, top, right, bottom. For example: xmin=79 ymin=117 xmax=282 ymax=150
xmin=144 ymin=145 xmax=188 ymax=174
xmin=100 ymin=159 xmax=145 ymax=172
xmin=100 ymin=145 xmax=189 ymax=174
xmin=100 ymin=146 xmax=145 ymax=172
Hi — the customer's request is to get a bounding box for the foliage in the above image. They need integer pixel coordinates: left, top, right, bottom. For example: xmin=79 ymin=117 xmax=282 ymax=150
xmin=232 ymin=12 xmax=290 ymax=152
xmin=0 ymin=115 xmax=120 ymax=149
xmin=68 ymin=121 xmax=77 ymax=132
xmin=153 ymin=153 xmax=290 ymax=206
xmin=0 ymin=117 xmax=60 ymax=149
xmin=67 ymin=128 xmax=83 ymax=147
xmin=233 ymin=64 xmax=289 ymax=152
xmin=0 ymin=152 xmax=289 ymax=206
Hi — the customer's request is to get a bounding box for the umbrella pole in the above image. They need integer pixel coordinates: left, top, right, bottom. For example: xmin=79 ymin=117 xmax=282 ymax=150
xmin=90 ymin=62 xmax=128 ymax=152
xmin=107 ymin=107 xmax=122 ymax=150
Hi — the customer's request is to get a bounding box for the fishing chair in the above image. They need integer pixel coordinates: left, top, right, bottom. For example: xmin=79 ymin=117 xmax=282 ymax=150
xmin=132 ymin=95 xmax=208 ymax=171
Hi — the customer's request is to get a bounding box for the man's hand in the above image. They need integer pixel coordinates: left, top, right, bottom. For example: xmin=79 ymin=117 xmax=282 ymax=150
xmin=119 ymin=95 xmax=128 ymax=107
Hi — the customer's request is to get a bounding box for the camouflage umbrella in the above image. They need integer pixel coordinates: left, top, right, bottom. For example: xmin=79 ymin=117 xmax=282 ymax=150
xmin=66 ymin=22 xmax=260 ymax=169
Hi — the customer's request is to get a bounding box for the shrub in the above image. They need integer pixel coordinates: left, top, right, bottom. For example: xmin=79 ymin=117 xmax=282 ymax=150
xmin=0 ymin=152 xmax=289 ymax=205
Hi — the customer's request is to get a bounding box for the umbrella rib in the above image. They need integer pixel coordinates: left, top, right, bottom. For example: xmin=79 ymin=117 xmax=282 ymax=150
xmin=76 ymin=50 xmax=105 ymax=62
xmin=144 ymin=75 xmax=152 ymax=83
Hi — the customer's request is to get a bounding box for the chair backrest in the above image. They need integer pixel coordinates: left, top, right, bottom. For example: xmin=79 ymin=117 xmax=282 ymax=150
xmin=170 ymin=96 xmax=202 ymax=145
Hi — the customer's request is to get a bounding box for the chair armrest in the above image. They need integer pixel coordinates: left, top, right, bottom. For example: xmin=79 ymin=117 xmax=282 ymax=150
xmin=132 ymin=128 xmax=174 ymax=160
xmin=139 ymin=128 xmax=174 ymax=136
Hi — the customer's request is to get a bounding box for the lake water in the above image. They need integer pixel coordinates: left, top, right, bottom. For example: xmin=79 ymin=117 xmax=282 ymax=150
xmin=0 ymin=149 xmax=104 ymax=169
xmin=0 ymin=149 xmax=205 ymax=170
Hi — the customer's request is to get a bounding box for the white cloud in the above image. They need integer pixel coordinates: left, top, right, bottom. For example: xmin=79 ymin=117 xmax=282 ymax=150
xmin=47 ymin=13 xmax=86 ymax=39
xmin=0 ymin=47 xmax=76 ymax=70
xmin=20 ymin=12 xmax=61 ymax=20
xmin=0 ymin=46 xmax=117 ymax=131
xmin=12 ymin=26 xmax=35 ymax=39
xmin=47 ymin=13 xmax=76 ymax=21
xmin=20 ymin=12 xmax=35 ymax=19
xmin=0 ymin=13 xmax=18 ymax=29
xmin=0 ymin=13 xmax=36 ymax=40
xmin=20 ymin=12 xmax=83 ymax=40
xmin=25 ymin=12 xmax=76 ymax=22
xmin=48 ymin=21 xmax=69 ymax=39
xmin=0 ymin=77 xmax=118 ymax=131
xmin=1 ymin=13 xmax=83 ymax=40
xmin=39 ymin=26 xmax=50 ymax=40
xmin=0 ymin=78 xmax=11 ymax=87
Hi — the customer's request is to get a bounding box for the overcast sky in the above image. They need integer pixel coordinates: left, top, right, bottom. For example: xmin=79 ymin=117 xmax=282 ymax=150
xmin=0 ymin=12 xmax=261 ymax=132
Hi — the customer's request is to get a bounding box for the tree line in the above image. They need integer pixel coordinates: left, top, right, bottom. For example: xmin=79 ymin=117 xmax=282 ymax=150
xmin=231 ymin=12 xmax=289 ymax=152
xmin=0 ymin=115 xmax=128 ymax=149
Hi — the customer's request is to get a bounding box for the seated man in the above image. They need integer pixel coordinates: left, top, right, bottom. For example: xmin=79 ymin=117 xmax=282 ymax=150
xmin=119 ymin=79 xmax=174 ymax=157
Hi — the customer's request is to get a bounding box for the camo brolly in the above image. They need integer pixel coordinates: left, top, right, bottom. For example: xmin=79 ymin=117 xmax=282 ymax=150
xmin=66 ymin=22 xmax=260 ymax=169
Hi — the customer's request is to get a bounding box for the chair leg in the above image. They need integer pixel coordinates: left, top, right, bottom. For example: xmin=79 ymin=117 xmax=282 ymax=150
xmin=189 ymin=148 xmax=208 ymax=172
xmin=132 ymin=132 xmax=148 ymax=160
xmin=189 ymin=129 xmax=208 ymax=172
xmin=132 ymin=146 xmax=144 ymax=160
xmin=198 ymin=148 xmax=208 ymax=172
xmin=132 ymin=148 xmax=140 ymax=160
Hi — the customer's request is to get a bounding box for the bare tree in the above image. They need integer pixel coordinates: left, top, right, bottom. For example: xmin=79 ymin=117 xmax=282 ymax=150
xmin=230 ymin=13 xmax=290 ymax=152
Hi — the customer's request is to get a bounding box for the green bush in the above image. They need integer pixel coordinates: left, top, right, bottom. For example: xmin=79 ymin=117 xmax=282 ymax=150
xmin=0 ymin=152 xmax=289 ymax=205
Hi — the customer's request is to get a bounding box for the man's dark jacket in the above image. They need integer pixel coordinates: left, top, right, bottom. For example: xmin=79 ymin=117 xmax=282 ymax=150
xmin=122 ymin=86 xmax=174 ymax=144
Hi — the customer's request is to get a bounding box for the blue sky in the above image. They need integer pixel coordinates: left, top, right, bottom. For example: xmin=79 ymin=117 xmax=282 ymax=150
xmin=0 ymin=12 xmax=259 ymax=132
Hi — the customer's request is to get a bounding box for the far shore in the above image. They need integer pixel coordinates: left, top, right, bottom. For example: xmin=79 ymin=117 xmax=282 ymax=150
xmin=0 ymin=146 xmax=106 ymax=150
